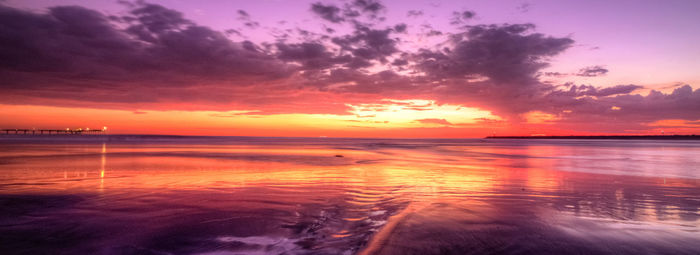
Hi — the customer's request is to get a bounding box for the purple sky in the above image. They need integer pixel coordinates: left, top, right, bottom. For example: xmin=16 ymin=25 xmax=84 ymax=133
xmin=8 ymin=0 xmax=699 ymax=87
xmin=0 ymin=0 xmax=698 ymax=135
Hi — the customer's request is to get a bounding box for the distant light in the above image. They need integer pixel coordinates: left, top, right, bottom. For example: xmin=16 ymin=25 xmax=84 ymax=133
xmin=611 ymin=106 xmax=621 ymax=110
xmin=103 ymin=126 xmax=108 ymax=131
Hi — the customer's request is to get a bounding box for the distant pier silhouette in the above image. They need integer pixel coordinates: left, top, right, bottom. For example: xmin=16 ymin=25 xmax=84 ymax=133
xmin=2 ymin=127 xmax=107 ymax=135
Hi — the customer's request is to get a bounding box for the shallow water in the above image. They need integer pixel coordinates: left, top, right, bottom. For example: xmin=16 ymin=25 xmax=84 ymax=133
xmin=0 ymin=136 xmax=699 ymax=254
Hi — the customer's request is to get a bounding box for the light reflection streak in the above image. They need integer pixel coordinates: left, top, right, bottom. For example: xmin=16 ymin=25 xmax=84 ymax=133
xmin=99 ymin=142 xmax=106 ymax=191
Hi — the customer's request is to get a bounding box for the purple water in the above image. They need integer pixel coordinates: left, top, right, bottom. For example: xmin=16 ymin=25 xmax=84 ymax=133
xmin=0 ymin=136 xmax=699 ymax=254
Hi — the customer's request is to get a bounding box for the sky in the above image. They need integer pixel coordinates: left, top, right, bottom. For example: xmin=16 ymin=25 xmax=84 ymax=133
xmin=0 ymin=0 xmax=699 ymax=137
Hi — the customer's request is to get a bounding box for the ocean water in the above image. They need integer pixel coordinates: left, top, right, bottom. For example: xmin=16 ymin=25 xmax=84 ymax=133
xmin=0 ymin=136 xmax=699 ymax=254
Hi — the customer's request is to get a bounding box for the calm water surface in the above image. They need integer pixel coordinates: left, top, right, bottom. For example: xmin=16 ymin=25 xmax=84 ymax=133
xmin=0 ymin=136 xmax=699 ymax=254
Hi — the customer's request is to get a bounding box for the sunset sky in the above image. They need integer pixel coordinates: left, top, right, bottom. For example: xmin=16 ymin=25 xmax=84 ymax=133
xmin=1 ymin=0 xmax=699 ymax=137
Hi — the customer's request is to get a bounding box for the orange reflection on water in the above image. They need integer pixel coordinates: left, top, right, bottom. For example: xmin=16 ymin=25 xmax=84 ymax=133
xmin=0 ymin=140 xmax=698 ymax=254
xmin=2 ymin=142 xmax=696 ymax=218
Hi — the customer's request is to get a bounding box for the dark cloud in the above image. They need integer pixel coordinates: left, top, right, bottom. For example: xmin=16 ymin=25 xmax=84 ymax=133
xmin=565 ymin=84 xmax=642 ymax=97
xmin=311 ymin=0 xmax=386 ymax=23
xmin=352 ymin=0 xmax=385 ymax=15
xmin=450 ymin=10 xmax=476 ymax=25
xmin=244 ymin=21 xmax=260 ymax=29
xmin=577 ymin=65 xmax=608 ymax=77
xmin=546 ymin=85 xmax=700 ymax=125
xmin=462 ymin=11 xmax=476 ymax=19
xmin=235 ymin=9 xmax=259 ymax=28
xmin=407 ymin=10 xmax=423 ymax=17
xmin=128 ymin=3 xmax=191 ymax=34
xmin=543 ymin=72 xmax=566 ymax=77
xmin=417 ymin=24 xmax=574 ymax=83
xmin=392 ymin=58 xmax=408 ymax=66
xmin=331 ymin=24 xmax=398 ymax=62
xmin=425 ymin=30 xmax=443 ymax=36
xmin=393 ymin=23 xmax=407 ymax=33
xmin=311 ymin=2 xmax=344 ymax=23
xmin=0 ymin=3 xmax=294 ymax=108
xmin=237 ymin=10 xmax=249 ymax=18
xmin=277 ymin=43 xmax=329 ymax=60
xmin=11 ymin=3 xmax=284 ymax=78
xmin=276 ymin=42 xmax=340 ymax=70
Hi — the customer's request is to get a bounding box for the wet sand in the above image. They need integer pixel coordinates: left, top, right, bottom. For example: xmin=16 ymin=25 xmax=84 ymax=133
xmin=0 ymin=137 xmax=698 ymax=254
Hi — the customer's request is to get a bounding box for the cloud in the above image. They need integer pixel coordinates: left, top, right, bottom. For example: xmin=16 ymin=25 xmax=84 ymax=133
xmin=417 ymin=24 xmax=574 ymax=83
xmin=237 ymin=10 xmax=249 ymax=18
xmin=577 ymin=65 xmax=608 ymax=77
xmin=570 ymin=84 xmax=642 ymax=97
xmin=351 ymin=0 xmax=385 ymax=16
xmin=545 ymin=85 xmax=700 ymax=127
xmin=416 ymin=118 xmax=452 ymax=125
xmin=0 ymin=2 xmax=309 ymax=112
xmin=276 ymin=42 xmax=335 ymax=69
xmin=235 ymin=9 xmax=259 ymax=28
xmin=407 ymin=10 xmax=423 ymax=17
xmin=0 ymin=3 xmax=290 ymax=81
xmin=450 ymin=10 xmax=476 ymax=25
xmin=425 ymin=30 xmax=443 ymax=36
xmin=393 ymin=23 xmax=407 ymax=33
xmin=311 ymin=0 xmax=385 ymax=24
xmin=311 ymin=3 xmax=344 ymax=23
xmin=516 ymin=3 xmax=531 ymax=13
xmin=543 ymin=72 xmax=566 ymax=77
xmin=331 ymin=24 xmax=398 ymax=62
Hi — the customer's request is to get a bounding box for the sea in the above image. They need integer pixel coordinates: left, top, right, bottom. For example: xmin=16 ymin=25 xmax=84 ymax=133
xmin=0 ymin=135 xmax=699 ymax=254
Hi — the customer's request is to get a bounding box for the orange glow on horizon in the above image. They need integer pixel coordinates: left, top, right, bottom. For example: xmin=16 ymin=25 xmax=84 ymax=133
xmin=0 ymin=103 xmax=697 ymax=138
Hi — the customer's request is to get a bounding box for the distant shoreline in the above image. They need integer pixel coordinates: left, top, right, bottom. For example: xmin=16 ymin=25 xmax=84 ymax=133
xmin=486 ymin=135 xmax=699 ymax=140
xmin=1 ymin=134 xmax=698 ymax=141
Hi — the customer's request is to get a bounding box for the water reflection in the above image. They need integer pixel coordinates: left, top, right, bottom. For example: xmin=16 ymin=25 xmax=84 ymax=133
xmin=99 ymin=143 xmax=106 ymax=192
xmin=0 ymin=139 xmax=698 ymax=254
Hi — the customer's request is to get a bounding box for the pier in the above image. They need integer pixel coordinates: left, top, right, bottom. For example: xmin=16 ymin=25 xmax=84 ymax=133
xmin=2 ymin=127 xmax=107 ymax=135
